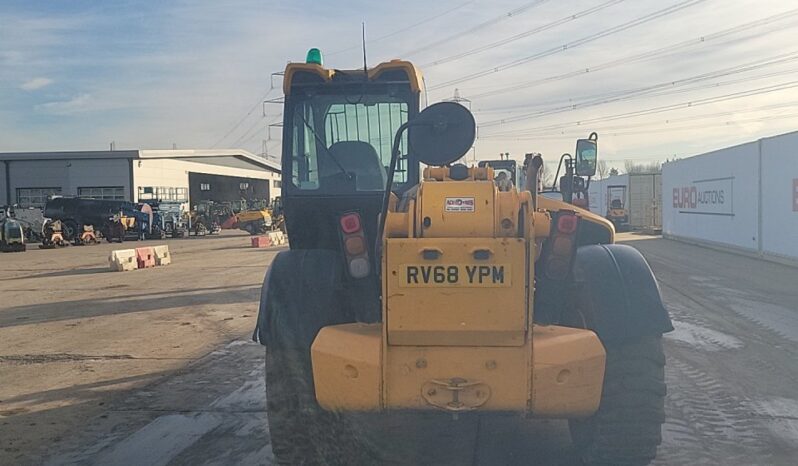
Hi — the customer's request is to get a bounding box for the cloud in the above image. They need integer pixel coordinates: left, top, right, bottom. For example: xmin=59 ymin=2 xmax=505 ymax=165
xmin=20 ymin=77 xmax=53 ymax=90
xmin=2 ymin=0 xmax=798 ymax=163
xmin=35 ymin=94 xmax=94 ymax=115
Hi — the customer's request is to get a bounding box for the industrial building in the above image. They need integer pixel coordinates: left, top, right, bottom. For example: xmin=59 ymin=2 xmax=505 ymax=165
xmin=662 ymin=130 xmax=798 ymax=265
xmin=0 ymin=149 xmax=281 ymax=208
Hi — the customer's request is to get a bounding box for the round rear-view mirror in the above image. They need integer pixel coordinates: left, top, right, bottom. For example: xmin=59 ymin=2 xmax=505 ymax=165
xmin=409 ymin=102 xmax=476 ymax=166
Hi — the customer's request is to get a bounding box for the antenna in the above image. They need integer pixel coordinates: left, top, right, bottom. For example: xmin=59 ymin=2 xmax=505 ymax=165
xmin=362 ymin=22 xmax=368 ymax=75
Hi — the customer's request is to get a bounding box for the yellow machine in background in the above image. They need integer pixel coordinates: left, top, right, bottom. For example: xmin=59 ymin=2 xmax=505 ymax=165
xmin=606 ymin=184 xmax=630 ymax=231
xmin=235 ymin=208 xmax=273 ymax=235
xmin=255 ymin=53 xmax=672 ymax=466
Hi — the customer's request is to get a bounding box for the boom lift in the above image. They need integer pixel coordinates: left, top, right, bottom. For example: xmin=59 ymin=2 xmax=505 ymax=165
xmin=254 ymin=51 xmax=672 ymax=466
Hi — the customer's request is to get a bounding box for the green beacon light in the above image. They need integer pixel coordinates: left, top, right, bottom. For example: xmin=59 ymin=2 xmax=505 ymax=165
xmin=306 ymin=48 xmax=323 ymax=66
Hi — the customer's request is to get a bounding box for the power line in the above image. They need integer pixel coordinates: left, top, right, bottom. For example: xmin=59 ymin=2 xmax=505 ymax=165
xmin=485 ymin=111 xmax=798 ymax=140
xmin=399 ymin=0 xmax=551 ymax=58
xmin=473 ymin=53 xmax=798 ymax=114
xmin=428 ymin=0 xmax=707 ymax=91
xmin=490 ymin=100 xmax=798 ymax=138
xmin=421 ymin=0 xmax=626 ymax=68
xmin=480 ymin=80 xmax=798 ymax=137
xmin=229 ymin=116 xmax=265 ymax=148
xmin=211 ymin=86 xmax=275 ymax=148
xmin=465 ymin=8 xmax=798 ymax=100
xmin=478 ymin=50 xmax=798 ymax=127
xmin=235 ymin=114 xmax=283 ymax=148
xmin=473 ymin=63 xmax=798 ymax=115
xmin=327 ymin=1 xmax=476 ymax=57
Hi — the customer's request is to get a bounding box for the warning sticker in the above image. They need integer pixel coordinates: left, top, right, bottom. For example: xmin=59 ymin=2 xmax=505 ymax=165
xmin=445 ymin=197 xmax=475 ymax=212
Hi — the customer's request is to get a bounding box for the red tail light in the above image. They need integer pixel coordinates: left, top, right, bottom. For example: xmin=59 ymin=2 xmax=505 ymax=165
xmin=557 ymin=214 xmax=578 ymax=234
xmin=339 ymin=212 xmax=370 ymax=279
xmin=340 ymin=213 xmax=361 ymax=234
xmin=545 ymin=212 xmax=579 ymax=281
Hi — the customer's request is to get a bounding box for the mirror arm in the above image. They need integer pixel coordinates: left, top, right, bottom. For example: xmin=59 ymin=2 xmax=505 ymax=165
xmin=552 ymin=153 xmax=571 ymax=192
xmin=524 ymin=154 xmax=543 ymax=210
xmin=377 ymin=120 xmax=412 ymax=248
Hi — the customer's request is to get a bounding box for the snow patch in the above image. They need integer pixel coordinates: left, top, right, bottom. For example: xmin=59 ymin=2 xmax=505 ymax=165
xmin=727 ymin=299 xmax=798 ymax=344
xmin=666 ymin=319 xmax=743 ymax=351
xmin=750 ymin=398 xmax=798 ymax=446
xmin=92 ymin=413 xmax=222 ymax=466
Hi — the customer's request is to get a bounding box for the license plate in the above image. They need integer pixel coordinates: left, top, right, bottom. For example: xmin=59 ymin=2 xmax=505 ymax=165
xmin=399 ymin=264 xmax=510 ymax=287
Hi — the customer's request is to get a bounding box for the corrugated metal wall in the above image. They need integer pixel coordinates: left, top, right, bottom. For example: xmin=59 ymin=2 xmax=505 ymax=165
xmin=662 ymin=130 xmax=798 ymax=263
xmin=629 ymin=174 xmax=662 ymax=229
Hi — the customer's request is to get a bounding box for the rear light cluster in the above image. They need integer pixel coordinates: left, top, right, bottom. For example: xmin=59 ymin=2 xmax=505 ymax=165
xmin=544 ymin=211 xmax=579 ymax=281
xmin=339 ymin=212 xmax=370 ymax=278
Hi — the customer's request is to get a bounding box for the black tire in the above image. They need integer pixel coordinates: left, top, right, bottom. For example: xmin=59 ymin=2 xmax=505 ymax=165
xmin=62 ymin=220 xmax=79 ymax=241
xmin=569 ymin=336 xmax=666 ymax=466
xmin=265 ymin=348 xmax=376 ymax=465
xmin=244 ymin=223 xmax=255 ymax=235
xmin=260 ymin=250 xmax=372 ymax=465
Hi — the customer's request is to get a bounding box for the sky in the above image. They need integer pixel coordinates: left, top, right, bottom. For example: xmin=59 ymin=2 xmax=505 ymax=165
xmin=2 ymin=0 xmax=798 ymax=172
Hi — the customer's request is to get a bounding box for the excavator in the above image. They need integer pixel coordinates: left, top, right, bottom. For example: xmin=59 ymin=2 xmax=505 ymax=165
xmin=254 ymin=50 xmax=672 ymax=465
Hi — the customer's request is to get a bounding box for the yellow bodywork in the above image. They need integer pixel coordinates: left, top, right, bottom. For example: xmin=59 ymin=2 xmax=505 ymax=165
xmin=283 ymin=59 xmax=423 ymax=95
xmin=311 ymin=166 xmax=612 ymax=417
xmin=236 ymin=209 xmax=271 ymax=225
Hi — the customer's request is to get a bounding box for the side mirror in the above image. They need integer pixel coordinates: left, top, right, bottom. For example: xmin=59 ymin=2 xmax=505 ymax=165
xmin=575 ymin=132 xmax=598 ymax=177
xmin=408 ymin=102 xmax=476 ymax=166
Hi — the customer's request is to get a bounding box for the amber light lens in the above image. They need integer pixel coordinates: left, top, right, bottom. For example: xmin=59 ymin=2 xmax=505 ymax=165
xmin=345 ymin=236 xmax=365 ymax=256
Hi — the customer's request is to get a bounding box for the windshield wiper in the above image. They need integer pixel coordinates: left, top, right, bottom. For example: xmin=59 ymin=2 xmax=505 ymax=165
xmin=299 ymin=112 xmax=353 ymax=181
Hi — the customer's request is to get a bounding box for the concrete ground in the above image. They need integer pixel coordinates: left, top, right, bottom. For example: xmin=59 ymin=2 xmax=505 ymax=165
xmin=0 ymin=232 xmax=279 ymax=465
xmin=1 ymin=233 xmax=797 ymax=465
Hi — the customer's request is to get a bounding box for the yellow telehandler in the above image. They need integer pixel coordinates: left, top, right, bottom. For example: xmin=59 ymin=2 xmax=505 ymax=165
xmin=254 ymin=50 xmax=672 ymax=465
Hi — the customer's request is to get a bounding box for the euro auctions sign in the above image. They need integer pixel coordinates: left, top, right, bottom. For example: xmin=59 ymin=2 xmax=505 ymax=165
xmin=673 ymin=177 xmax=734 ymax=216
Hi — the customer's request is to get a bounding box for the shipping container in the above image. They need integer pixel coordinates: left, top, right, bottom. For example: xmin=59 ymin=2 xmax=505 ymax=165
xmin=663 ymin=141 xmax=759 ymax=252
xmin=662 ymin=130 xmax=798 ymax=264
xmin=760 ymin=132 xmax=798 ymax=262
xmin=628 ymin=173 xmax=662 ymax=230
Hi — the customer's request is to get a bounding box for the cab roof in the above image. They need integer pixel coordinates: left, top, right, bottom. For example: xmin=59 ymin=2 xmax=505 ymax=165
xmin=283 ymin=59 xmax=423 ymax=95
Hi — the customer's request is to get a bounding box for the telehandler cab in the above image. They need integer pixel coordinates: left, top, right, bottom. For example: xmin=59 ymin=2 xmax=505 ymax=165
xmin=254 ymin=50 xmax=672 ymax=466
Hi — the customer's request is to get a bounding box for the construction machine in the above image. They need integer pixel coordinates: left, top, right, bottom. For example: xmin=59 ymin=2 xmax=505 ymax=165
xmin=0 ymin=207 xmax=26 ymax=252
xmin=269 ymin=196 xmax=286 ymax=233
xmin=39 ymin=219 xmax=68 ymax=249
xmin=188 ymin=201 xmax=226 ymax=235
xmin=230 ymin=206 xmax=273 ymax=235
xmin=73 ymin=225 xmax=99 ymax=245
xmin=254 ymin=51 xmax=672 ymax=465
xmin=606 ymin=185 xmax=630 ymax=231
xmin=477 ymin=158 xmax=526 ymax=192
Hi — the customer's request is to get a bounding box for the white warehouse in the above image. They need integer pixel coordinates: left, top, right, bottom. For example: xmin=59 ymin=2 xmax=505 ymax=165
xmin=0 ymin=149 xmax=281 ymax=208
